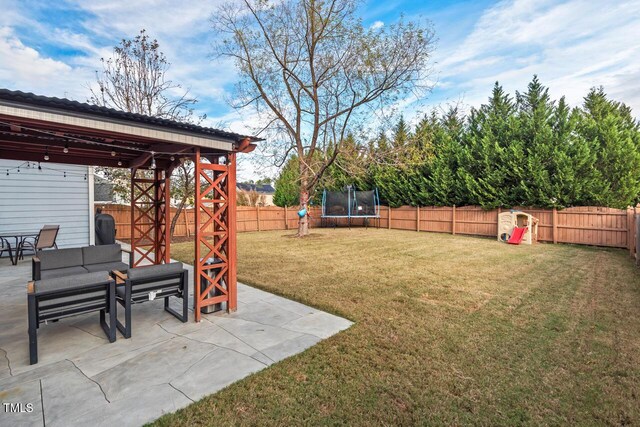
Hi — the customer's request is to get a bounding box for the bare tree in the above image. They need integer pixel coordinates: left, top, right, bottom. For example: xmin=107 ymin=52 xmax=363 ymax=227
xmin=89 ymin=29 xmax=200 ymax=236
xmin=213 ymin=0 xmax=435 ymax=236
xmin=89 ymin=29 xmax=200 ymax=121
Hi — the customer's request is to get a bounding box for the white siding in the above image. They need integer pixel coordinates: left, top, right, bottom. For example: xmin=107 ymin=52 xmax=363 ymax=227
xmin=0 ymin=160 xmax=90 ymax=248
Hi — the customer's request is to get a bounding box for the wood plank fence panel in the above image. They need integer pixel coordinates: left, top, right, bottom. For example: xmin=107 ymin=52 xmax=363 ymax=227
xmin=97 ymin=203 xmax=635 ymax=251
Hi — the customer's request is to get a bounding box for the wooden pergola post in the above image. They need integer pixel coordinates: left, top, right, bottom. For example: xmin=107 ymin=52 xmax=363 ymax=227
xmin=130 ymin=167 xmax=170 ymax=267
xmin=193 ymin=149 xmax=237 ymax=322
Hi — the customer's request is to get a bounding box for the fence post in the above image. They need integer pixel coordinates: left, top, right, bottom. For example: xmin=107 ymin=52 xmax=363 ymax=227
xmin=183 ymin=209 xmax=190 ymax=237
xmin=636 ymin=214 xmax=640 ymax=266
xmin=256 ymin=206 xmax=261 ymax=232
xmin=452 ymin=205 xmax=456 ymax=235
xmin=416 ymin=206 xmax=420 ymax=232
xmin=628 ymin=208 xmax=635 ymax=257
xmin=388 ymin=206 xmax=392 ymax=230
xmin=497 ymin=207 xmax=501 ymax=236
xmin=553 ymin=208 xmax=558 ymax=244
xmin=284 ymin=205 xmax=288 ymax=230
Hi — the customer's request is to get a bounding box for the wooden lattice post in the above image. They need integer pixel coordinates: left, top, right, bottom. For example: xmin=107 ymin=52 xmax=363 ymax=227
xmin=193 ymin=149 xmax=237 ymax=322
xmin=155 ymin=168 xmax=171 ymax=264
xmin=130 ymin=168 xmax=170 ymax=267
xmin=228 ymin=152 xmax=237 ymax=312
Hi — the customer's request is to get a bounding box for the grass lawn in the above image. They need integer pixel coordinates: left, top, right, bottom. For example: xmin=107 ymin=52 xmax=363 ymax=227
xmin=156 ymin=229 xmax=640 ymax=425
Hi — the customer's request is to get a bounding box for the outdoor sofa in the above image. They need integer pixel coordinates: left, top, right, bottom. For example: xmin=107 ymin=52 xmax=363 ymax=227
xmin=27 ymin=246 xmax=188 ymax=363
xmin=32 ymin=243 xmax=131 ymax=281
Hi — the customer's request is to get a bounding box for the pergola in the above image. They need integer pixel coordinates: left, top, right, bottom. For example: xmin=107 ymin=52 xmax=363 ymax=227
xmin=0 ymin=89 xmax=261 ymax=321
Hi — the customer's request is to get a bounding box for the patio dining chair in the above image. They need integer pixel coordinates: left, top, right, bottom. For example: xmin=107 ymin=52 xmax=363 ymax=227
xmin=0 ymin=237 xmax=14 ymax=264
xmin=18 ymin=225 xmax=59 ymax=261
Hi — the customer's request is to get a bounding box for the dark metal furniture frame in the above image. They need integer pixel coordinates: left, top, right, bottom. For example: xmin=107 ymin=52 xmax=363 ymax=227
xmin=112 ymin=268 xmax=188 ymax=338
xmin=0 ymin=231 xmax=39 ymax=265
xmin=0 ymin=236 xmax=14 ymax=264
xmin=27 ymin=276 xmax=116 ymax=365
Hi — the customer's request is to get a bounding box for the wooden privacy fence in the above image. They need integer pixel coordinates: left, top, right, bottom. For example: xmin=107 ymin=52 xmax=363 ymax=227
xmin=97 ymin=204 xmax=636 ymax=253
xmin=379 ymin=205 xmax=635 ymax=253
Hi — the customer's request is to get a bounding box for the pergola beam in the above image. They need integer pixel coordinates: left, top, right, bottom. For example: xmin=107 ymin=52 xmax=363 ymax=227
xmin=0 ymin=148 xmax=127 ymax=168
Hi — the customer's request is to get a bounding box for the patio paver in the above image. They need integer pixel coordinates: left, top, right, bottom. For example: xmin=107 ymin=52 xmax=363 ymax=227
xmin=0 ymin=256 xmax=352 ymax=426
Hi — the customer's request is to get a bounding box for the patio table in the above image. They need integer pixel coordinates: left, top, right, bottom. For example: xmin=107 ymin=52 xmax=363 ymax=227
xmin=0 ymin=230 xmax=39 ymax=265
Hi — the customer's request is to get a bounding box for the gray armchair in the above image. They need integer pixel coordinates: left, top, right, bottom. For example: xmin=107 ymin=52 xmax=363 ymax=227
xmin=113 ymin=262 xmax=188 ymax=338
xmin=28 ymin=271 xmax=116 ymax=365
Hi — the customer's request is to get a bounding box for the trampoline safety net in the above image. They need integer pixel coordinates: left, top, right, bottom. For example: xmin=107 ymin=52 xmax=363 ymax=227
xmin=322 ymin=188 xmax=380 ymax=218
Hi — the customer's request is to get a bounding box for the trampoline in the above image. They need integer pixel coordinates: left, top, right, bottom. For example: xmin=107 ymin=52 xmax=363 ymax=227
xmin=321 ymin=186 xmax=380 ymax=227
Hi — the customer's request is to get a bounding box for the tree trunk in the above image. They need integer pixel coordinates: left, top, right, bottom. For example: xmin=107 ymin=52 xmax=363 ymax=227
xmin=170 ymin=195 xmax=187 ymax=237
xmin=297 ymin=190 xmax=310 ymax=236
xmin=297 ymin=164 xmax=310 ymax=236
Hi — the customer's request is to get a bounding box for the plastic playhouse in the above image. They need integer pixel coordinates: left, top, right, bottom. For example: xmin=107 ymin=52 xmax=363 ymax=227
xmin=497 ymin=210 xmax=538 ymax=245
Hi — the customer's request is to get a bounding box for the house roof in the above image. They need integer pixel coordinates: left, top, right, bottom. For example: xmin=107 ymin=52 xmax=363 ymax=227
xmin=237 ymin=183 xmax=275 ymax=194
xmin=0 ymin=88 xmax=262 ymax=169
xmin=0 ymin=89 xmax=260 ymax=143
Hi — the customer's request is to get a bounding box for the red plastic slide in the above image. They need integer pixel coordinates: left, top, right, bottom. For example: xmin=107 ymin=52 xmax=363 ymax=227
xmin=507 ymin=227 xmax=527 ymax=245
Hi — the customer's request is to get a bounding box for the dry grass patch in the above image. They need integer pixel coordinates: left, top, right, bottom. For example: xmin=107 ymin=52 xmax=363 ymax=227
xmin=155 ymin=229 xmax=640 ymax=425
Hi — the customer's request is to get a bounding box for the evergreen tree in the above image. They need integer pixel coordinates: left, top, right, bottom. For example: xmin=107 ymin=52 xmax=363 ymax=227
xmin=514 ymin=75 xmax=557 ymax=207
xmin=458 ymin=83 xmax=516 ymax=208
xmin=424 ymin=109 xmax=466 ymax=206
xmin=578 ymin=87 xmax=640 ymax=208
xmin=275 ymin=79 xmax=640 ymax=210
xmin=548 ymin=97 xmax=598 ymax=207
xmin=273 ymin=156 xmax=301 ymax=207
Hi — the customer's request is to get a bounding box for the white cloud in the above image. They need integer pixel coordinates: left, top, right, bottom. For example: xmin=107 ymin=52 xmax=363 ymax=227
xmin=431 ymin=0 xmax=640 ymax=114
xmin=0 ymin=27 xmax=93 ymax=98
xmin=370 ymin=20 xmax=384 ymax=30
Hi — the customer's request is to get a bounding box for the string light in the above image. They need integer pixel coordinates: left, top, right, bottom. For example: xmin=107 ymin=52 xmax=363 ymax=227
xmin=63 ymin=143 xmax=69 ymax=154
xmin=118 ymin=156 xmax=123 ymax=167
xmin=2 ymin=161 xmax=98 ymax=179
xmin=170 ymin=155 xmax=175 ymax=161
xmin=150 ymin=151 xmax=156 ymax=169
xmin=44 ymin=147 xmax=50 ymax=161
xmin=111 ymin=150 xmax=116 ymax=157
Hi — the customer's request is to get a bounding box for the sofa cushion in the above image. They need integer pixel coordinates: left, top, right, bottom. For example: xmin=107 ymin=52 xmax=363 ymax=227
xmin=37 ymin=248 xmax=84 ymax=270
xmin=82 ymin=244 xmax=122 ymax=266
xmin=127 ymin=262 xmax=184 ymax=281
xmin=84 ymin=261 xmax=129 ymax=273
xmin=35 ymin=272 xmax=112 ymax=317
xmin=35 ymin=271 xmax=111 ymax=293
xmin=40 ymin=266 xmax=89 ymax=280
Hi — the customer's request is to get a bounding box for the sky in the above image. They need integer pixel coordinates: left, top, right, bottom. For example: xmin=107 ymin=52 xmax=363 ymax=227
xmin=1 ymin=0 xmax=639 ymax=180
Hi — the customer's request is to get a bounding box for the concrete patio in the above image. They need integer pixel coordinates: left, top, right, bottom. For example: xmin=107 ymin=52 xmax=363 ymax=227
xmin=0 ymin=256 xmax=352 ymax=427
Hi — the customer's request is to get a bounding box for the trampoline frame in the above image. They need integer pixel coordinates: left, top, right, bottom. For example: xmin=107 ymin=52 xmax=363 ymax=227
xmin=321 ymin=187 xmax=380 ymax=227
